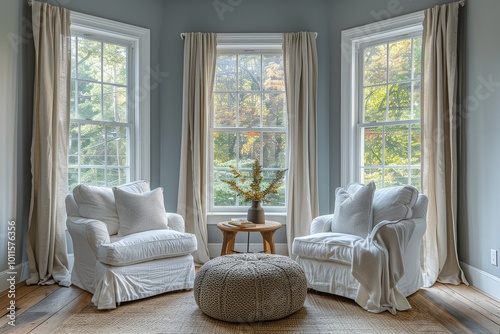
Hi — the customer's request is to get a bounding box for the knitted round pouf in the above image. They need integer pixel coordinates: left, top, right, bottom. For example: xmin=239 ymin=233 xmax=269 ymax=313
xmin=194 ymin=253 xmax=307 ymax=323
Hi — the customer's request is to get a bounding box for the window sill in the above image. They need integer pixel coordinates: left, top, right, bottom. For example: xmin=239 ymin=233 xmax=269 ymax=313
xmin=207 ymin=212 xmax=287 ymax=225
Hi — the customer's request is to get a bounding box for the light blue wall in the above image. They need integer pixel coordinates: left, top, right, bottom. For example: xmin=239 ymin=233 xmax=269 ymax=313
xmin=459 ymin=0 xmax=500 ymax=279
xmin=0 ymin=0 xmax=29 ymax=271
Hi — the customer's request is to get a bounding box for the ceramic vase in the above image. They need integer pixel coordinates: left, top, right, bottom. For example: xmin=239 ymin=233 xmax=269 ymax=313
xmin=247 ymin=200 xmax=265 ymax=224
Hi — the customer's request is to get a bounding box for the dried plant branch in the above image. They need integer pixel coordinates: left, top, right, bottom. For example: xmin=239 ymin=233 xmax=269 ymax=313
xmin=221 ymin=159 xmax=287 ymax=203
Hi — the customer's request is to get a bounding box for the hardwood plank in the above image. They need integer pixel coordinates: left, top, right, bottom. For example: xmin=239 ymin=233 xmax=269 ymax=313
xmin=418 ymin=287 xmax=499 ymax=334
xmin=443 ymin=283 xmax=500 ymax=314
xmin=0 ymin=286 xmax=83 ymax=334
xmin=437 ymin=283 xmax=500 ymax=325
xmin=0 ymin=284 xmax=60 ymax=326
xmin=29 ymin=288 xmax=92 ymax=334
xmin=409 ymin=291 xmax=475 ymax=334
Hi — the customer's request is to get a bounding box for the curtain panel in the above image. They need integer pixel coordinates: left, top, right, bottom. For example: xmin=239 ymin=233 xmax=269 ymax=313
xmin=26 ymin=1 xmax=71 ymax=286
xmin=421 ymin=2 xmax=467 ymax=287
xmin=177 ymin=32 xmax=216 ymax=264
xmin=283 ymin=32 xmax=319 ymax=257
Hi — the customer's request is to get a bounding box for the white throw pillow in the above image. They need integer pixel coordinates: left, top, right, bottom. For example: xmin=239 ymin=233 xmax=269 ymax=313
xmin=372 ymin=185 xmax=419 ymax=225
xmin=114 ymin=187 xmax=170 ymax=237
xmin=72 ymin=180 xmax=150 ymax=235
xmin=331 ymin=181 xmax=376 ymax=238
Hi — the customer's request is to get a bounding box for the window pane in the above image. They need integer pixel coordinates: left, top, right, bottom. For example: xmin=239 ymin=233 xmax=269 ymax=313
xmin=384 ymin=124 xmax=409 ymax=166
xmin=69 ymin=123 xmax=79 ymax=165
xmin=214 ymin=92 xmax=236 ymax=127
xmin=364 ymin=86 xmax=386 ymax=123
xmin=80 ymin=168 xmax=106 ymax=186
xmin=384 ymin=168 xmax=409 ymax=187
xmin=410 ymin=124 xmax=421 ymax=166
xmin=413 ymin=37 xmax=422 ymax=79
xmin=363 ymin=44 xmax=387 ymax=86
xmin=103 ymin=84 xmax=127 ymax=122
xmin=103 ymin=43 xmax=127 ymax=85
xmin=411 ymin=168 xmax=421 ymax=189
xmin=213 ymin=132 xmax=237 ymax=168
xmin=362 ymin=168 xmax=383 ymax=189
xmin=262 ymin=93 xmax=286 ymax=127
xmin=263 ymin=133 xmax=286 ymax=168
xmin=262 ymin=170 xmax=285 ymax=207
xmin=70 ymin=80 xmax=76 ymax=119
xmin=68 ymin=167 xmax=79 ymax=193
xmin=388 ymin=39 xmax=412 ymax=82
xmin=215 ymin=55 xmax=237 ymax=91
xmin=71 ymin=36 xmax=77 ymax=79
xmin=70 ymin=35 xmax=133 ymax=190
xmin=77 ymin=38 xmax=101 ymax=82
xmin=388 ymin=83 xmax=412 ymax=121
xmin=211 ymin=52 xmax=286 ymax=210
xmin=106 ymin=126 xmax=128 ymax=167
xmin=362 ymin=126 xmax=383 ymax=166
xmin=107 ymin=168 xmax=129 ymax=187
xmin=413 ymin=81 xmax=421 ymax=119
xmin=77 ymin=81 xmax=102 ymax=120
xmin=213 ymin=170 xmax=237 ymax=206
xmin=239 ymin=132 xmax=261 ymax=167
xmin=263 ymin=55 xmax=284 ymax=91
xmin=239 ymin=55 xmax=261 ymax=91
xmin=80 ymin=124 xmax=105 ymax=166
xmin=238 ymin=93 xmax=261 ymax=127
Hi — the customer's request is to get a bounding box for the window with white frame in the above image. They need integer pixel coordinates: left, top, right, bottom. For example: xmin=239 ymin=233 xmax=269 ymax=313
xmin=68 ymin=13 xmax=150 ymax=192
xmin=210 ymin=34 xmax=287 ymax=212
xmin=341 ymin=12 xmax=423 ymax=189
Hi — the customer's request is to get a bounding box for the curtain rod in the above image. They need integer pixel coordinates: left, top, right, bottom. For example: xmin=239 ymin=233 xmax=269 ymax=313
xmin=180 ymin=32 xmax=318 ymax=39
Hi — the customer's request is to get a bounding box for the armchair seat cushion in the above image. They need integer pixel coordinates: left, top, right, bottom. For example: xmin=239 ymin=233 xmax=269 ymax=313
xmin=98 ymin=229 xmax=197 ymax=266
xmin=292 ymin=233 xmax=363 ymax=264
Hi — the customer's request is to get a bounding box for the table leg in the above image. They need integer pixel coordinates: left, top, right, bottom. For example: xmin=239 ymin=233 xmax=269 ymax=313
xmin=260 ymin=230 xmax=276 ymax=254
xmin=221 ymin=230 xmax=237 ymax=256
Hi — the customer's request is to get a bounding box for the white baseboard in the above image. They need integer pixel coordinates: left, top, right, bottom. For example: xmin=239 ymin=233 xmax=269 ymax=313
xmin=0 ymin=261 xmax=30 ymax=292
xmin=460 ymin=261 xmax=500 ymax=300
xmin=208 ymin=243 xmax=288 ymax=259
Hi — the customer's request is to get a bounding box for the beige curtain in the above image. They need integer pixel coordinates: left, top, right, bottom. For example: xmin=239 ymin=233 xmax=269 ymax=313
xmin=283 ymin=32 xmax=319 ymax=257
xmin=26 ymin=1 xmax=71 ymax=286
xmin=177 ymin=33 xmax=216 ymax=264
xmin=421 ymin=2 xmax=467 ymax=287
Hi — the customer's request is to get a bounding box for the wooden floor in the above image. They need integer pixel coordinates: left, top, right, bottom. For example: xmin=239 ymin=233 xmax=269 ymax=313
xmin=0 ymin=282 xmax=499 ymax=333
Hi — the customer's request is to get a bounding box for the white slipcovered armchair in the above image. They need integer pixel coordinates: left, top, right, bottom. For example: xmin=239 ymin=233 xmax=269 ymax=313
xmin=292 ymin=184 xmax=427 ymax=314
xmin=65 ymin=181 xmax=197 ymax=310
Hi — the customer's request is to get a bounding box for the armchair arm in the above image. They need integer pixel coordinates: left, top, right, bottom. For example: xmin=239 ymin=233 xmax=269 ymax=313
xmin=310 ymin=214 xmax=334 ymax=234
xmin=67 ymin=217 xmax=111 ymax=255
xmin=166 ymin=213 xmax=185 ymax=233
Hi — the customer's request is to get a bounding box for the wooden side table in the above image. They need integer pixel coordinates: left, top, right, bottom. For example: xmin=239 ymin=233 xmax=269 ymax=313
xmin=216 ymin=221 xmax=282 ymax=256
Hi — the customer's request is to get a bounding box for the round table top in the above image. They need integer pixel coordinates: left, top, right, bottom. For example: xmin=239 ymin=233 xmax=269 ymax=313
xmin=217 ymin=220 xmax=282 ymax=232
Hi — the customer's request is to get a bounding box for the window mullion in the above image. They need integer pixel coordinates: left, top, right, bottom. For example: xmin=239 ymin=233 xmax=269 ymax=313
xmin=382 ymin=125 xmax=386 ymax=187
xmin=385 ymin=43 xmax=389 ymax=122
xmin=77 ymin=123 xmax=81 ymax=184
xmin=408 ymin=124 xmax=412 ymax=185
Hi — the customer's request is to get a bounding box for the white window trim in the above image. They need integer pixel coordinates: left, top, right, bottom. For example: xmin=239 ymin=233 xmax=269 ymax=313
xmin=70 ymin=11 xmax=151 ymax=182
xmin=209 ymin=33 xmax=288 ymax=215
xmin=340 ymin=11 xmax=424 ymax=187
